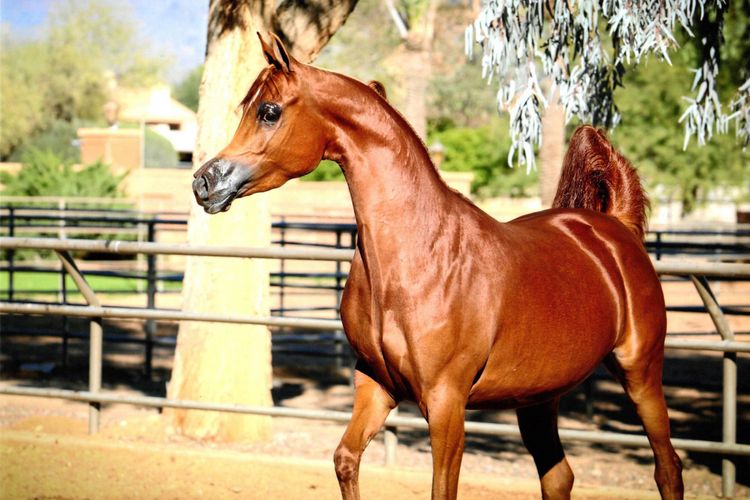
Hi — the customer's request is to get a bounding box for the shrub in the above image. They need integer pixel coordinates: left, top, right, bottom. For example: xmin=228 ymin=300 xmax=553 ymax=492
xmin=144 ymin=128 xmax=178 ymax=168
xmin=429 ymin=119 xmax=538 ymax=198
xmin=8 ymin=120 xmax=81 ymax=163
xmin=0 ymin=149 xmax=125 ymax=198
xmin=302 ymin=160 xmax=344 ymax=181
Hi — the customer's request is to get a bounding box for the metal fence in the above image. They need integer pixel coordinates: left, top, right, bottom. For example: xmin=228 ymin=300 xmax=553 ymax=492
xmin=0 ymin=206 xmax=360 ymax=317
xmin=647 ymin=226 xmax=750 ymax=261
xmin=0 ymin=236 xmax=748 ymax=497
xmin=3 ymin=206 xmax=749 ymax=302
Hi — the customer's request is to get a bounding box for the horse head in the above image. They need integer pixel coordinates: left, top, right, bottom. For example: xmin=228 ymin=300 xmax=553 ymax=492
xmin=192 ymin=33 xmax=328 ymax=214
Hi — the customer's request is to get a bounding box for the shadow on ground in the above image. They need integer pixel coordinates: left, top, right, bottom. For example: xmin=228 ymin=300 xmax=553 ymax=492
xmin=1 ymin=313 xmax=748 ymax=488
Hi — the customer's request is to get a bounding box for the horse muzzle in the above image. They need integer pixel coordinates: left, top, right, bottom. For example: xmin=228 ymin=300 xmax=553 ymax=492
xmin=192 ymin=157 xmax=253 ymax=214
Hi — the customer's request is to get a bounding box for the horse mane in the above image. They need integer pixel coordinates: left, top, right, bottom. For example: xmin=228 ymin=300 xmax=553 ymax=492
xmin=552 ymin=125 xmax=649 ymax=241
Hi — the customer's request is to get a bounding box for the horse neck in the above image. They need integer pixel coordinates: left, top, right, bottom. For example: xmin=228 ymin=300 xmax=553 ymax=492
xmin=320 ymin=76 xmax=453 ymax=245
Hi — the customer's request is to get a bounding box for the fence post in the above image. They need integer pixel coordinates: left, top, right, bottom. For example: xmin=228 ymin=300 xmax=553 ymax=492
xmin=55 ymin=250 xmax=103 ymax=434
xmin=144 ymin=221 xmax=156 ymax=378
xmin=334 ymin=230 xmax=345 ymax=369
xmin=689 ymin=275 xmax=736 ymax=498
xmin=7 ymin=206 xmax=15 ymax=302
xmin=722 ymin=350 xmax=738 ymax=499
xmin=335 ymin=230 xmax=343 ymax=312
xmin=655 ymin=231 xmax=662 ymax=260
xmin=279 ymin=216 xmax=286 ymax=316
xmin=384 ymin=406 xmax=398 ymax=466
xmin=58 ymin=200 xmax=70 ymax=367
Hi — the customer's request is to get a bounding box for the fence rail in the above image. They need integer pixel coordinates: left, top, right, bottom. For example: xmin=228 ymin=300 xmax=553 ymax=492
xmin=0 ymin=236 xmax=748 ymax=498
xmin=0 ymin=208 xmax=358 ymax=315
xmin=3 ymin=206 xmax=748 ymax=317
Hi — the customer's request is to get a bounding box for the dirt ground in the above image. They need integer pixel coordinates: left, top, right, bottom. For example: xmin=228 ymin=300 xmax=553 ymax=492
xmin=0 ymin=393 xmax=744 ymax=500
xmin=0 ymin=359 xmax=748 ymax=499
xmin=0 ymin=425 xmax=663 ymax=500
xmin=1 ymin=278 xmax=749 ymax=499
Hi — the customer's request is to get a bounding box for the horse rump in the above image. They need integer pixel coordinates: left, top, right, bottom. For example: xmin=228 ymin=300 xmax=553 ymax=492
xmin=552 ymin=125 xmax=649 ymax=241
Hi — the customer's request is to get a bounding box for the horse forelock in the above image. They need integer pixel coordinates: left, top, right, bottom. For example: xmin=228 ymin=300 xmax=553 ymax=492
xmin=239 ymin=66 xmax=276 ymax=113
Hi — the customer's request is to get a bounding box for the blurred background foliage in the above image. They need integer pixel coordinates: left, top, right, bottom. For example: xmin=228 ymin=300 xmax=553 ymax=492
xmin=0 ymin=149 xmax=125 ymax=198
xmin=1 ymin=0 xmax=747 ymax=208
xmin=143 ymin=128 xmax=179 ymax=169
xmin=611 ymin=6 xmax=750 ymax=211
xmin=173 ymin=65 xmax=204 ymax=113
xmin=7 ymin=121 xmax=82 ymax=164
xmin=0 ymin=0 xmax=165 ymax=158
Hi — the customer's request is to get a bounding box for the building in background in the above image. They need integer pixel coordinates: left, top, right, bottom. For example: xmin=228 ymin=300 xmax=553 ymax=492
xmin=116 ymin=85 xmax=197 ymax=166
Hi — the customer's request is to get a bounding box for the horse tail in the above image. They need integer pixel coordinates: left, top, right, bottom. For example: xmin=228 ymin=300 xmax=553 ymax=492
xmin=552 ymin=125 xmax=649 ymax=241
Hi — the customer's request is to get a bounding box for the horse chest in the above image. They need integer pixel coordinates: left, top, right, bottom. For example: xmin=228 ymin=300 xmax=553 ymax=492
xmin=340 ymin=255 xmax=447 ymax=397
xmin=340 ymin=248 xmax=491 ymax=400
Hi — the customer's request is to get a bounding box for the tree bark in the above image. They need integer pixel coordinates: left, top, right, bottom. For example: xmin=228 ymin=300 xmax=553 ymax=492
xmin=539 ymin=91 xmax=565 ymax=207
xmin=401 ymin=46 xmax=431 ymax=140
xmin=166 ymin=1 xmax=273 ymax=443
xmin=386 ymin=0 xmax=438 ymax=140
xmin=167 ymin=0 xmax=357 ymax=442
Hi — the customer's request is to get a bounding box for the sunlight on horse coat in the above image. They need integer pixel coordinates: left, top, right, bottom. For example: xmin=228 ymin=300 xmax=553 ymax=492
xmin=192 ymin=33 xmax=684 ymax=500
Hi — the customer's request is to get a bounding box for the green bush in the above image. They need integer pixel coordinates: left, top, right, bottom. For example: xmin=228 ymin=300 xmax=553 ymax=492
xmin=0 ymin=149 xmax=125 ymax=197
xmin=302 ymin=160 xmax=344 ymax=181
xmin=173 ymin=65 xmax=203 ymax=112
xmin=429 ymin=118 xmax=538 ymax=198
xmin=300 ymin=121 xmax=539 ymax=198
xmin=144 ymin=128 xmax=178 ymax=168
xmin=8 ymin=120 xmax=81 ymax=163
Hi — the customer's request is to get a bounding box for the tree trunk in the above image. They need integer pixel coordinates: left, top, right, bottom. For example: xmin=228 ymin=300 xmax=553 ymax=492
xmin=539 ymin=91 xmax=565 ymax=207
xmin=401 ymin=46 xmax=431 ymax=140
xmin=386 ymin=0 xmax=438 ymax=141
xmin=167 ymin=0 xmax=359 ymax=443
xmin=166 ymin=2 xmax=273 ymax=442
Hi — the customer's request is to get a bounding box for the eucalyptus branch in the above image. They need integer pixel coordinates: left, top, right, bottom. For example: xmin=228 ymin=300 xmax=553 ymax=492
xmin=467 ymin=0 xmax=745 ymax=168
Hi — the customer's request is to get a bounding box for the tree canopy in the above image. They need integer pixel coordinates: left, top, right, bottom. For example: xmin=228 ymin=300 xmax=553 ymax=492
xmin=467 ymin=0 xmax=750 ymax=170
xmin=614 ymin=44 xmax=749 ymax=212
xmin=173 ymin=65 xmax=204 ymax=112
xmin=0 ymin=0 xmax=166 ymax=158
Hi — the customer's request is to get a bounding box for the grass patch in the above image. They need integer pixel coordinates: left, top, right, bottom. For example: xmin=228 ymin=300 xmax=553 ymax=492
xmin=0 ymin=270 xmax=182 ymax=300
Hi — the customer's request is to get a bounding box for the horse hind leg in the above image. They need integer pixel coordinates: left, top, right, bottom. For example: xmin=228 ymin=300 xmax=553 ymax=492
xmin=604 ymin=351 xmax=684 ymax=500
xmin=516 ymin=398 xmax=574 ymax=500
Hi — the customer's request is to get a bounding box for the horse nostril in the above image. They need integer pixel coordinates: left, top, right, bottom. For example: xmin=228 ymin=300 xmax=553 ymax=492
xmin=193 ymin=175 xmax=209 ymax=200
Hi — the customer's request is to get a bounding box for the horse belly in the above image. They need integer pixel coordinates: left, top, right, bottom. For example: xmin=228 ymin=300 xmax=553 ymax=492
xmin=467 ymin=270 xmax=621 ymax=409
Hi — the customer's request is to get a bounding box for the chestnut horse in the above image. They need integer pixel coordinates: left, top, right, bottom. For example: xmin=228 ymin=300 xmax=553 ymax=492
xmin=193 ymin=34 xmax=684 ymax=500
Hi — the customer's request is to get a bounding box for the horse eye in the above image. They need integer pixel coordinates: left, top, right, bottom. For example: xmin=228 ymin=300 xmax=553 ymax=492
xmin=258 ymin=102 xmax=281 ymax=125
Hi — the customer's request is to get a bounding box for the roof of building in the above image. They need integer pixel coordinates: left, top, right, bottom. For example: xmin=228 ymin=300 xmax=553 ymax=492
xmin=115 ymin=85 xmax=196 ymax=125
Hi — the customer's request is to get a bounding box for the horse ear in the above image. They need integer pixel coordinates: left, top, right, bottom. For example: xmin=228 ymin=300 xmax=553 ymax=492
xmin=257 ymin=32 xmax=283 ymax=71
xmin=268 ymin=32 xmax=293 ymax=74
xmin=368 ymin=81 xmax=387 ymax=100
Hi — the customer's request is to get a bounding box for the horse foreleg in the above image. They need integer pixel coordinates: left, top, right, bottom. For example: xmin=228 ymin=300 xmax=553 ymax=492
xmin=334 ymin=367 xmax=396 ymax=500
xmin=516 ymin=398 xmax=574 ymax=500
xmin=605 ymin=353 xmax=684 ymax=500
xmin=425 ymin=386 xmax=466 ymax=500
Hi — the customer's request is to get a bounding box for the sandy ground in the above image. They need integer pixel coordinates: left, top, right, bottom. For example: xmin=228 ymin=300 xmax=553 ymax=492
xmin=0 ymin=412 xmax=706 ymax=500
xmin=0 ymin=378 xmax=747 ymax=500
xmin=1 ymin=424 xmax=668 ymax=500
